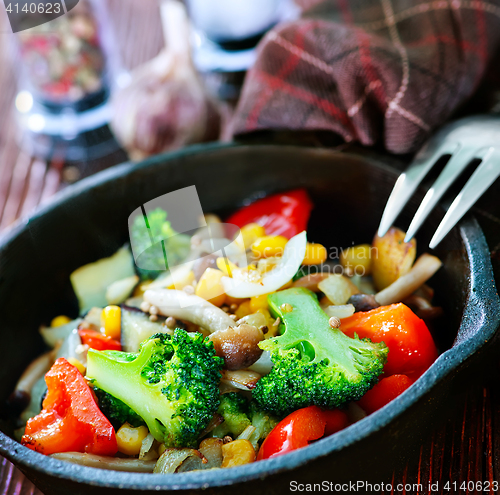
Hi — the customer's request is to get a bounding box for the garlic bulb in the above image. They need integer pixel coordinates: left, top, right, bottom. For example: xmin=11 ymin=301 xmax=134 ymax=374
xmin=111 ymin=0 xmax=221 ymax=161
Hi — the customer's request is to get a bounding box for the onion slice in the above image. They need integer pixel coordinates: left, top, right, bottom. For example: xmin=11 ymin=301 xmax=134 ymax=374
xmin=222 ymin=231 xmax=307 ymax=298
xmin=50 ymin=453 xmax=156 ymax=472
xmin=375 ymin=254 xmax=442 ymax=306
xmin=154 ymin=449 xmax=202 ymax=474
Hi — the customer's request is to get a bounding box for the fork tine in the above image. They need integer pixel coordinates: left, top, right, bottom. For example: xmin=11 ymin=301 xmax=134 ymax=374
xmin=404 ymin=146 xmax=478 ymax=242
xmin=429 ymin=147 xmax=500 ymax=249
xmin=378 ymin=142 xmax=459 ymax=238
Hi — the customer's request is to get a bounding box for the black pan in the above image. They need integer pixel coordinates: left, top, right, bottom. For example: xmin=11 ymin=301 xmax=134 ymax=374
xmin=0 ymin=144 xmax=498 ymax=495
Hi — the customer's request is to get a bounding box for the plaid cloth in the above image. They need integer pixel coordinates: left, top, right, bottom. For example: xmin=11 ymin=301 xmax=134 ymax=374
xmin=232 ymin=0 xmax=500 ymax=154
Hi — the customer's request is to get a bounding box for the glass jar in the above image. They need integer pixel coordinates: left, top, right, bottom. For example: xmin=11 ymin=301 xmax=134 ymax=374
xmin=12 ymin=0 xmax=124 ymax=161
xmin=187 ymin=0 xmax=299 ymax=103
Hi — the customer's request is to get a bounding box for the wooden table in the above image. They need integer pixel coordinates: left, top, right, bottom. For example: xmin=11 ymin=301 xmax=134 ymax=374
xmin=1 ymin=1 xmax=500 ymax=494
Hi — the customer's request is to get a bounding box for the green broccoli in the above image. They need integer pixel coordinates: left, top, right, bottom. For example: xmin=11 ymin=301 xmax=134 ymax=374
xmin=212 ymin=392 xmax=280 ymax=450
xmin=212 ymin=392 xmax=251 ymax=438
xmin=253 ymin=288 xmax=388 ymax=416
xmin=86 ymin=329 xmax=224 ymax=448
xmin=247 ymin=400 xmax=280 ymax=446
xmin=92 ymin=387 xmax=145 ymax=429
xmin=130 ymin=207 xmax=190 ymax=279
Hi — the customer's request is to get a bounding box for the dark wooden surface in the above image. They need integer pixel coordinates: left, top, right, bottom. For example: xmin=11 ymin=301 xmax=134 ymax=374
xmin=1 ymin=2 xmax=500 ymax=494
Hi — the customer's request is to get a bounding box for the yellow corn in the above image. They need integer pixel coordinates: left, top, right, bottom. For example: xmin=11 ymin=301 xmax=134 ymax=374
xmin=221 ymin=439 xmax=256 ymax=468
xmin=133 ymin=279 xmax=153 ymax=297
xmin=251 ymin=236 xmax=288 ymax=258
xmin=239 ymin=223 xmax=266 ymax=250
xmin=302 ymin=243 xmax=328 ymax=265
xmin=158 ymin=443 xmax=167 ymax=456
xmin=50 ymin=315 xmax=71 ymax=327
xmin=167 ymin=270 xmax=195 ymax=290
xmin=250 ymin=294 xmax=269 ymax=313
xmin=116 ymin=423 xmax=149 ymax=456
xmin=101 ymin=305 xmax=121 ymax=340
xmin=216 ymin=257 xmax=238 ymax=277
xmin=339 ymin=244 xmax=372 ymax=276
xmin=279 ymin=280 xmax=293 ymax=290
xmin=225 ymin=295 xmax=247 ymax=306
xmin=66 ymin=357 xmax=85 ymax=375
xmin=235 ymin=301 xmax=252 ymax=320
xmin=195 ymin=268 xmax=226 ymax=307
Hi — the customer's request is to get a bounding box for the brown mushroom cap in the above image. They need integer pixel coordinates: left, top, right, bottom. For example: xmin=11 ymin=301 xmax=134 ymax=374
xmin=209 ymin=324 xmax=264 ymax=371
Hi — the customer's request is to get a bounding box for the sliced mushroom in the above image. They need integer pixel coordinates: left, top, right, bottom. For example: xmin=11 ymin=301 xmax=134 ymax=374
xmin=210 ymin=324 xmax=264 ymax=370
xmin=348 ymin=294 xmax=380 ymax=313
xmin=221 ymin=369 xmax=261 ymax=391
xmin=144 ymin=289 xmax=235 ymax=334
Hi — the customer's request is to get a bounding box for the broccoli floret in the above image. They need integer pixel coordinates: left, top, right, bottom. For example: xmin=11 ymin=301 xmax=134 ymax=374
xmin=93 ymin=387 xmax=145 ymax=429
xmin=86 ymin=329 xmax=224 ymax=448
xmin=130 ymin=207 xmax=190 ymax=279
xmin=253 ymin=288 xmax=388 ymax=416
xmin=247 ymin=401 xmax=280 ymax=446
xmin=212 ymin=392 xmax=251 ymax=438
xmin=212 ymin=393 xmax=280 ymax=450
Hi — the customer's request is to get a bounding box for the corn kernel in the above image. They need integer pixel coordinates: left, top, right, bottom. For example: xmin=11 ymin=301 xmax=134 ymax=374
xmin=167 ymin=270 xmax=195 ymax=290
xmin=221 ymin=439 xmax=256 ymax=468
xmin=133 ymin=279 xmax=153 ymax=297
xmin=216 ymin=257 xmax=238 ymax=277
xmin=251 ymin=236 xmax=288 ymax=258
xmin=235 ymin=301 xmax=252 ymax=320
xmin=239 ymin=223 xmax=266 ymax=250
xmin=250 ymin=294 xmax=269 ymax=313
xmin=225 ymin=295 xmax=247 ymax=306
xmin=102 ymin=305 xmax=121 ymax=340
xmin=66 ymin=357 xmax=85 ymax=375
xmin=195 ymin=268 xmax=226 ymax=307
xmin=50 ymin=315 xmax=71 ymax=327
xmin=158 ymin=443 xmax=167 ymax=456
xmin=116 ymin=423 xmax=149 ymax=456
xmin=302 ymin=243 xmax=328 ymax=265
xmin=279 ymin=279 xmax=293 ymax=290
xmin=340 ymin=244 xmax=373 ymax=276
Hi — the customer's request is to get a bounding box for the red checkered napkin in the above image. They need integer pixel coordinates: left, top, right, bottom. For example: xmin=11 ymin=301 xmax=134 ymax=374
xmin=232 ymin=0 xmax=500 ymax=154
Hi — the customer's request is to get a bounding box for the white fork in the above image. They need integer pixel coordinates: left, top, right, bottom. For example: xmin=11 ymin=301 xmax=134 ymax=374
xmin=378 ymin=115 xmax=500 ymax=249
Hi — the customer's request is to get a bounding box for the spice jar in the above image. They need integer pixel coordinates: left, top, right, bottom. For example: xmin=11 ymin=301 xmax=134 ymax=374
xmin=12 ymin=0 xmax=123 ymax=161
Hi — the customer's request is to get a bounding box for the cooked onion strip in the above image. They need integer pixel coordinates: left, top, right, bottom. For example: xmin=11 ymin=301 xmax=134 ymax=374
xmin=375 ymin=254 xmax=442 ymax=306
xmin=248 ymin=351 xmax=273 ymax=375
xmin=14 ymin=349 xmax=55 ymax=395
xmin=154 ymin=449 xmax=202 ymax=474
xmin=222 ymin=232 xmax=307 ymax=298
xmin=50 ymin=453 xmax=156 ymax=472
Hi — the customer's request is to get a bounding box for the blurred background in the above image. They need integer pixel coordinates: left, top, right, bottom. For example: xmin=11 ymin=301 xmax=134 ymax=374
xmin=0 ymin=0 xmax=302 ymax=231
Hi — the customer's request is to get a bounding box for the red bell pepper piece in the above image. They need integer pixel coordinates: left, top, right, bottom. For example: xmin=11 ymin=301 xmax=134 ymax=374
xmin=22 ymin=358 xmax=117 ymax=456
xmin=322 ymin=408 xmax=350 ymax=436
xmin=340 ymin=303 xmax=438 ymax=379
xmin=257 ymin=406 xmax=349 ymax=460
xmin=78 ymin=327 xmax=121 ymax=351
xmin=227 ymin=189 xmax=313 ymax=239
xmin=358 ymin=375 xmax=414 ymax=414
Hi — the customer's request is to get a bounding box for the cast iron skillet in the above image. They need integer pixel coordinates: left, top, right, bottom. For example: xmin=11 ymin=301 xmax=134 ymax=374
xmin=0 ymin=144 xmax=499 ymax=495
